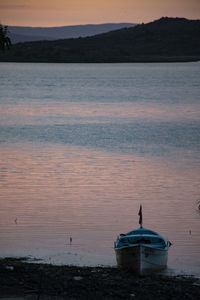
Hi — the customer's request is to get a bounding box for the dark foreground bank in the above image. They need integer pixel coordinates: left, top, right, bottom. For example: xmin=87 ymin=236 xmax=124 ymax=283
xmin=0 ymin=258 xmax=199 ymax=300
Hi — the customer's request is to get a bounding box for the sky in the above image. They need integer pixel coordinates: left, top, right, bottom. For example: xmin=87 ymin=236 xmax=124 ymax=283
xmin=0 ymin=0 xmax=200 ymax=27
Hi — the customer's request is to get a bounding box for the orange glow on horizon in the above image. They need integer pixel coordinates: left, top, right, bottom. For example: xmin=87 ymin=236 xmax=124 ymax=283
xmin=1 ymin=0 xmax=200 ymax=27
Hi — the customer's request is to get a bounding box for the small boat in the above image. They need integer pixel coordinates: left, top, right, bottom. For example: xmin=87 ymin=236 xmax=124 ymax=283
xmin=114 ymin=205 xmax=171 ymax=275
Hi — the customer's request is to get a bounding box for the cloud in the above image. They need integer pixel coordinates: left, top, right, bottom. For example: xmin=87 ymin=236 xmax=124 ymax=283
xmin=0 ymin=5 xmax=30 ymax=9
xmin=0 ymin=0 xmax=32 ymax=10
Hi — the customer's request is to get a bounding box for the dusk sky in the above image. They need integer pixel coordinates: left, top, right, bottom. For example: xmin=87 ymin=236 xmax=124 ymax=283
xmin=1 ymin=0 xmax=200 ymax=27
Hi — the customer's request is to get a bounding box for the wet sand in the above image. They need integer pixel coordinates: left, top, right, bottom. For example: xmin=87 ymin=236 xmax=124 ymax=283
xmin=0 ymin=258 xmax=199 ymax=299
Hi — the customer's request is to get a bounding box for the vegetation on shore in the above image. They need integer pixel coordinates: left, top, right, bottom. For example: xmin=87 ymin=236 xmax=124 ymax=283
xmin=0 ymin=17 xmax=199 ymax=63
xmin=0 ymin=24 xmax=11 ymax=51
xmin=0 ymin=257 xmax=199 ymax=299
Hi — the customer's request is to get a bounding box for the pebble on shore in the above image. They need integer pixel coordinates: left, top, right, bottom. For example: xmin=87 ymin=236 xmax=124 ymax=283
xmin=0 ymin=257 xmax=199 ymax=299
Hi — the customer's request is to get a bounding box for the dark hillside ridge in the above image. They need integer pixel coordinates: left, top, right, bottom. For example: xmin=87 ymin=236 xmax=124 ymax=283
xmin=1 ymin=17 xmax=200 ymax=62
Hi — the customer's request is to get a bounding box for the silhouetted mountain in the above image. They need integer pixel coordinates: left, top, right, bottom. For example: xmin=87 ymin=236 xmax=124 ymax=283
xmin=8 ymin=23 xmax=136 ymax=43
xmin=1 ymin=17 xmax=200 ymax=62
xmin=8 ymin=32 xmax=53 ymax=43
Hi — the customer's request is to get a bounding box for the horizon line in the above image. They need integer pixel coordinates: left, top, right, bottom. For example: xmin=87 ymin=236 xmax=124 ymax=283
xmin=3 ymin=21 xmax=138 ymax=29
xmin=3 ymin=16 xmax=200 ymax=28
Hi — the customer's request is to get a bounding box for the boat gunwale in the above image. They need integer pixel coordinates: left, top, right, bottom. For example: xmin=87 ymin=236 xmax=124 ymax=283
xmin=114 ymin=243 xmax=169 ymax=252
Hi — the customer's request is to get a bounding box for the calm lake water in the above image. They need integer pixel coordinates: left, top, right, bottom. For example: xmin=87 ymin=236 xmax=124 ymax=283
xmin=0 ymin=62 xmax=200 ymax=275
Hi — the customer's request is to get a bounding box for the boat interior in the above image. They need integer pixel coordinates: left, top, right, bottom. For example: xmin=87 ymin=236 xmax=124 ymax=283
xmin=115 ymin=228 xmax=168 ymax=249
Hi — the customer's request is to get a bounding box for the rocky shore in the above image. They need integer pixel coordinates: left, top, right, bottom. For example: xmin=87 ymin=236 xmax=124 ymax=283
xmin=0 ymin=257 xmax=199 ymax=299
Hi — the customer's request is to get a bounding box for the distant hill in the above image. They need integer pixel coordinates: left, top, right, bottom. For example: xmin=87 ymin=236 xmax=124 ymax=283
xmin=1 ymin=17 xmax=200 ymax=63
xmin=8 ymin=23 xmax=136 ymax=43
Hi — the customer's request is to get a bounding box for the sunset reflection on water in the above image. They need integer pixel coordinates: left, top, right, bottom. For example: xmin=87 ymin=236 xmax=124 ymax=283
xmin=0 ymin=142 xmax=199 ymax=274
xmin=0 ymin=62 xmax=199 ymax=275
xmin=0 ymin=101 xmax=199 ymax=126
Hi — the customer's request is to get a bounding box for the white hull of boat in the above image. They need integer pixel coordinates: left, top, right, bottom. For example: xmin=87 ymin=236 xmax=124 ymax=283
xmin=115 ymin=244 xmax=168 ymax=275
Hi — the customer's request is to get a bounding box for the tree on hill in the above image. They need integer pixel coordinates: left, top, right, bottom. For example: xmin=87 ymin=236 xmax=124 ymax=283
xmin=0 ymin=24 xmax=11 ymax=51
